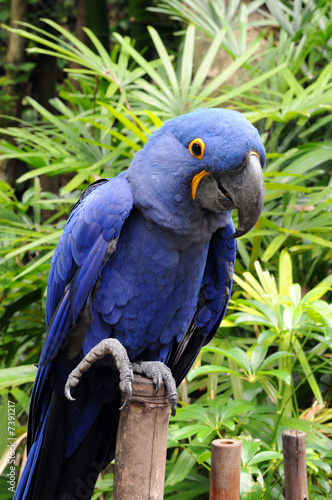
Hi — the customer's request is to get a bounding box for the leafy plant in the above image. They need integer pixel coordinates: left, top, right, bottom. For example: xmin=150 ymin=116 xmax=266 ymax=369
xmin=231 ymin=251 xmax=331 ymax=415
xmin=0 ymin=3 xmax=332 ymax=498
xmin=150 ymin=0 xmax=275 ymax=56
xmin=167 ymin=250 xmax=331 ymax=498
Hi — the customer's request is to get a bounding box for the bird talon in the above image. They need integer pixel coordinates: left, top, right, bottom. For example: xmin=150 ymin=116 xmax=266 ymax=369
xmin=65 ymin=339 xmax=133 ymax=406
xmin=132 ymin=361 xmax=178 ymax=415
xmin=119 ymin=390 xmax=132 ymax=410
xmin=153 ymin=375 xmax=162 ymax=395
xmin=64 ymin=383 xmax=75 ymax=402
xmin=169 ymin=394 xmax=178 ymax=417
xmin=119 ymin=376 xmax=133 ymax=410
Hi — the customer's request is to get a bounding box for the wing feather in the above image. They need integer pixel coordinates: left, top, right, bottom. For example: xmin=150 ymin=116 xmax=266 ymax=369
xmin=41 ymin=176 xmax=133 ymax=366
xmin=168 ymin=222 xmax=237 ymax=385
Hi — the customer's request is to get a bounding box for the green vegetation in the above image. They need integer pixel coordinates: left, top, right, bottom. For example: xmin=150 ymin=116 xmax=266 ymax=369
xmin=0 ymin=1 xmax=331 ymax=498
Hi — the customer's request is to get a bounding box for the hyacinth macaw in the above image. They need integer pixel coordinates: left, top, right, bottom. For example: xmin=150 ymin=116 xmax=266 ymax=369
xmin=15 ymin=108 xmax=265 ymax=500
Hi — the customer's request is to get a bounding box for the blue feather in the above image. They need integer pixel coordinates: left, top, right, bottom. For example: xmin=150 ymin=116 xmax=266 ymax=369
xmin=17 ymin=108 xmax=265 ymax=500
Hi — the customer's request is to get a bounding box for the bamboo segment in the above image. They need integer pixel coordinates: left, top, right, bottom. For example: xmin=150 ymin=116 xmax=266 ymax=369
xmin=209 ymin=439 xmax=242 ymax=500
xmin=282 ymin=430 xmax=308 ymax=500
xmin=113 ymin=375 xmax=170 ymax=500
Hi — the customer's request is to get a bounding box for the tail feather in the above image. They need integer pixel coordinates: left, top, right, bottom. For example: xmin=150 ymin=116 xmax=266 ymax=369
xmin=16 ymin=365 xmax=121 ymax=500
xmin=16 ymin=282 xmax=122 ymax=499
xmin=14 ymin=408 xmax=49 ymax=500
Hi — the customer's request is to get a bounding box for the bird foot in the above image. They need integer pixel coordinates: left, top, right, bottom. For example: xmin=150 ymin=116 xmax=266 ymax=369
xmin=132 ymin=361 xmax=178 ymax=416
xmin=65 ymin=338 xmax=133 ymax=410
xmin=65 ymin=340 xmax=178 ymax=415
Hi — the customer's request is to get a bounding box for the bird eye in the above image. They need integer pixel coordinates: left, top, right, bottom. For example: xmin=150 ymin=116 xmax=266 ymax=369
xmin=189 ymin=138 xmax=205 ymax=160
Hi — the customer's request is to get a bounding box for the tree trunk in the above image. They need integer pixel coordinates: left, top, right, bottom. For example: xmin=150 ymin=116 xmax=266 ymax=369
xmin=129 ymin=0 xmax=155 ymax=56
xmin=87 ymin=0 xmax=109 ymax=51
xmin=69 ymin=0 xmax=90 ymax=91
xmin=4 ymin=0 xmax=28 ymax=119
xmin=35 ymin=41 xmax=61 ymax=220
xmin=0 ymin=0 xmax=28 ymax=185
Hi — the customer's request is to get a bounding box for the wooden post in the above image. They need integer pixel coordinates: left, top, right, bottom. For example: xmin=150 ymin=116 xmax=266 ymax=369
xmin=209 ymin=439 xmax=241 ymax=500
xmin=282 ymin=430 xmax=308 ymax=500
xmin=113 ymin=375 xmax=170 ymax=500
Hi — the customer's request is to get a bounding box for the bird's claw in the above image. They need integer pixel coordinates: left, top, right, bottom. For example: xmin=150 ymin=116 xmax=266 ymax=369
xmin=119 ymin=369 xmax=133 ymax=410
xmin=132 ymin=361 xmax=178 ymax=416
xmin=65 ymin=339 xmax=133 ymax=409
xmin=65 ymin=342 xmax=177 ymax=416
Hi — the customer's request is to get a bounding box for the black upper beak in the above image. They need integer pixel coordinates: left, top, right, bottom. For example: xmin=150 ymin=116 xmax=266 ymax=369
xmin=194 ymin=154 xmax=265 ymax=238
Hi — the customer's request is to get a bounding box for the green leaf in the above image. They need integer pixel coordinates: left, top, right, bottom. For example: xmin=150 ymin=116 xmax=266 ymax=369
xmin=261 ymin=234 xmax=288 ymax=263
xmin=196 ymin=428 xmax=215 ymax=443
xmin=0 ymin=229 xmax=62 ymax=263
xmin=197 ymin=451 xmax=211 ymax=465
xmin=243 ymin=300 xmax=279 ymax=328
xmin=221 ymin=401 xmax=255 ymax=421
xmin=223 ymin=419 xmax=235 ymax=430
xmin=297 ymin=232 xmax=332 ymax=249
xmin=147 ymin=26 xmax=179 ymax=97
xmin=248 ymin=450 xmax=283 ymax=466
xmin=187 ymin=365 xmax=239 ymax=382
xmin=233 ymin=313 xmax=275 ymax=328
xmin=241 ymin=439 xmax=261 ymax=466
xmin=165 ymin=449 xmax=196 ymax=486
xmin=257 ymin=330 xmax=278 ymax=346
xmin=170 ymin=425 xmax=206 ymax=441
xmin=145 ymin=110 xmax=163 ymax=128
xmin=250 ymin=345 xmax=268 ymax=374
xmin=294 ymin=339 xmax=323 ymax=404
xmin=302 ymin=287 xmax=331 ymax=305
xmin=190 ymin=29 xmax=226 ymax=96
xmin=279 ymin=249 xmax=293 ymax=295
xmin=283 ymin=306 xmax=296 ymax=330
xmin=264 ymin=181 xmax=312 ymax=192
xmin=199 ymin=36 xmax=262 ymax=99
xmin=10 ymin=387 xmax=30 ymax=413
xmin=289 ymin=283 xmax=301 ymax=306
xmin=260 ymin=352 xmax=293 ymax=370
xmin=0 ymin=365 xmax=36 ymax=391
xmin=202 ymin=346 xmax=251 ymax=373
xmin=13 ymin=250 xmax=54 ymax=280
xmin=180 ymin=24 xmax=195 ymax=98
xmin=113 ymin=33 xmax=173 ymax=101
xmin=258 ymin=369 xmax=291 ymax=385
xmin=97 ymin=102 xmax=148 ymax=144
xmin=233 ymin=273 xmax=265 ymax=302
xmin=208 ymin=63 xmax=288 ymax=109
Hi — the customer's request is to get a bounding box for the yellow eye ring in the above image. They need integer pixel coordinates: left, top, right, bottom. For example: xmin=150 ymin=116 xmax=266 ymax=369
xmin=189 ymin=138 xmax=205 ymax=160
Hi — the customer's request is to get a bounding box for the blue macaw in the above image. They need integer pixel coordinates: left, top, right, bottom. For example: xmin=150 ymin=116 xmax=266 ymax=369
xmin=15 ymin=108 xmax=265 ymax=500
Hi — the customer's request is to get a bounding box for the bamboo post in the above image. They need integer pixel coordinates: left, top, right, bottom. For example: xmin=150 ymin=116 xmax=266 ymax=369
xmin=282 ymin=430 xmax=308 ymax=500
xmin=113 ymin=375 xmax=170 ymax=500
xmin=209 ymin=439 xmax=242 ymax=500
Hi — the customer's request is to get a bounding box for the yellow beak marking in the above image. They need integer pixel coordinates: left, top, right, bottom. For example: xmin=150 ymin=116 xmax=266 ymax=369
xmin=249 ymin=151 xmax=259 ymax=159
xmin=191 ymin=170 xmax=209 ymax=200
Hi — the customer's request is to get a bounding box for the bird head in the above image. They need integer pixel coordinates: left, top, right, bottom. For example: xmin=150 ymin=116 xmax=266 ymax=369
xmin=127 ymin=108 xmax=266 ymax=238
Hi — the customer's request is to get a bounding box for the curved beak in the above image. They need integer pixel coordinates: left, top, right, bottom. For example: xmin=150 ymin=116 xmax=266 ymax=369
xmin=194 ymin=154 xmax=265 ymax=238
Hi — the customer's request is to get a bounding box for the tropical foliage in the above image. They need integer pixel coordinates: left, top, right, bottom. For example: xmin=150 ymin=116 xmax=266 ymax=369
xmin=0 ymin=1 xmax=331 ymax=498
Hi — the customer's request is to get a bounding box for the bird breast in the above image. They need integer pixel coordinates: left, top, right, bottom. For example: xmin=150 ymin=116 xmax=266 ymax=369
xmin=89 ymin=209 xmax=210 ymax=361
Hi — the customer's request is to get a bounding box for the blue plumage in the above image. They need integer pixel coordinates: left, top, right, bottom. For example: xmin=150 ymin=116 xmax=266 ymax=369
xmin=16 ymin=108 xmax=265 ymax=500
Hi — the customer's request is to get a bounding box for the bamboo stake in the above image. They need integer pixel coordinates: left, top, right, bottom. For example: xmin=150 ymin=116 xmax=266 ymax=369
xmin=282 ymin=430 xmax=308 ymax=500
xmin=113 ymin=375 xmax=170 ymax=500
xmin=209 ymin=439 xmax=241 ymax=500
